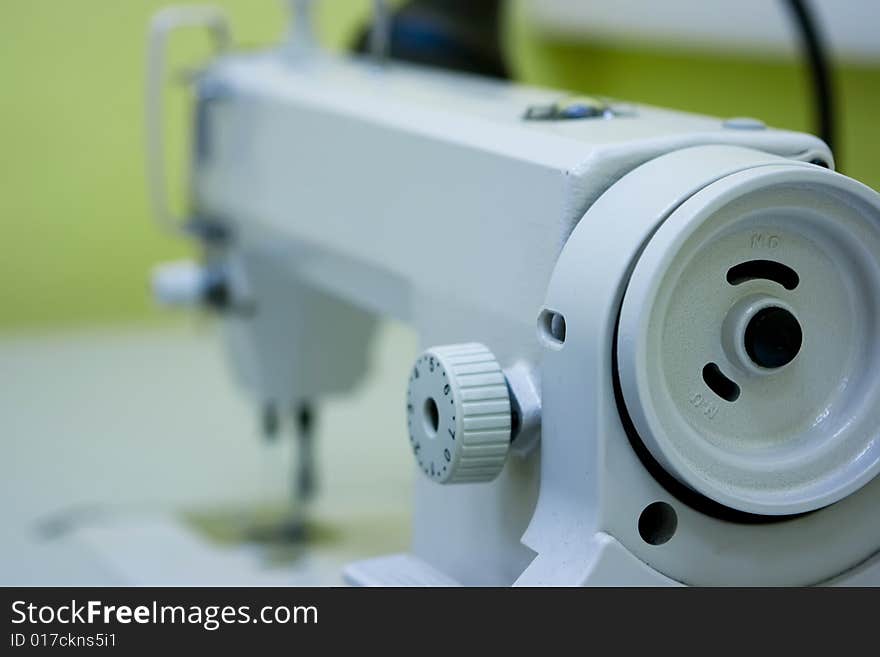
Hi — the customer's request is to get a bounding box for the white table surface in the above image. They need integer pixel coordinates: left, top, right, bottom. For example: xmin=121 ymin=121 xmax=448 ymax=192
xmin=0 ymin=320 xmax=416 ymax=585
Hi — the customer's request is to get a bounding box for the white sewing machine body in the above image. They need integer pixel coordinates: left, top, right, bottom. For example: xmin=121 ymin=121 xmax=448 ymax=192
xmin=155 ymin=31 xmax=880 ymax=586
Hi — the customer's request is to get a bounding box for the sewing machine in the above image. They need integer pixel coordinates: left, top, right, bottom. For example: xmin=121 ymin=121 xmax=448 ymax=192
xmin=150 ymin=5 xmax=880 ymax=585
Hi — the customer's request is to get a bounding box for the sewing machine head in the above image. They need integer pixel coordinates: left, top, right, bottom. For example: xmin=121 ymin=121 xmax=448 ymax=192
xmin=149 ymin=5 xmax=880 ymax=586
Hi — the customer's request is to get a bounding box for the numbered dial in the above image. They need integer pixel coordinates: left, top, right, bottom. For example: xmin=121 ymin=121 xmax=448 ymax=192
xmin=406 ymin=343 xmax=511 ymax=484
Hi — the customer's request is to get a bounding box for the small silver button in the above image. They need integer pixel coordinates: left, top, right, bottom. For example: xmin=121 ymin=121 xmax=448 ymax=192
xmin=723 ymin=117 xmax=767 ymax=130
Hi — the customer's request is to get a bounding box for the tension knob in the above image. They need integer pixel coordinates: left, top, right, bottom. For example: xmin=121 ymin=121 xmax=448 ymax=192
xmin=406 ymin=343 xmax=511 ymax=484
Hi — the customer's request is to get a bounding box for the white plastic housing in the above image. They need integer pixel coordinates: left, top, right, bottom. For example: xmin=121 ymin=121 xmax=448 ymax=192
xmin=183 ymin=47 xmax=880 ymax=585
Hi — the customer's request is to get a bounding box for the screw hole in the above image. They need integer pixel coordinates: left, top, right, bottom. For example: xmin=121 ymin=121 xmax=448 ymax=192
xmin=538 ymin=309 xmax=566 ymax=348
xmin=423 ymin=397 xmax=439 ymax=437
xmin=638 ymin=502 xmax=677 ymax=546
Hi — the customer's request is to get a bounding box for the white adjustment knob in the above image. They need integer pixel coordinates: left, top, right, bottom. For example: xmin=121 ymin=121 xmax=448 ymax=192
xmin=406 ymin=343 xmax=511 ymax=484
xmin=152 ymin=260 xmax=208 ymax=307
xmin=152 ymin=260 xmax=230 ymax=310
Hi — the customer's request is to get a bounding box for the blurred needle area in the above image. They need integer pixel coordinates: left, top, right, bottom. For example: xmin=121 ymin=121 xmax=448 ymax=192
xmin=0 ymin=322 xmax=414 ymax=585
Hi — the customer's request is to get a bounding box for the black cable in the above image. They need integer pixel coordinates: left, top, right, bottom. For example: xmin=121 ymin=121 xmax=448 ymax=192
xmin=784 ymin=0 xmax=838 ymax=161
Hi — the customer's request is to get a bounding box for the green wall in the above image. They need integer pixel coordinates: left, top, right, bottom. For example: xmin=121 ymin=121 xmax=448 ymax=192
xmin=1 ymin=1 xmax=877 ymax=330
